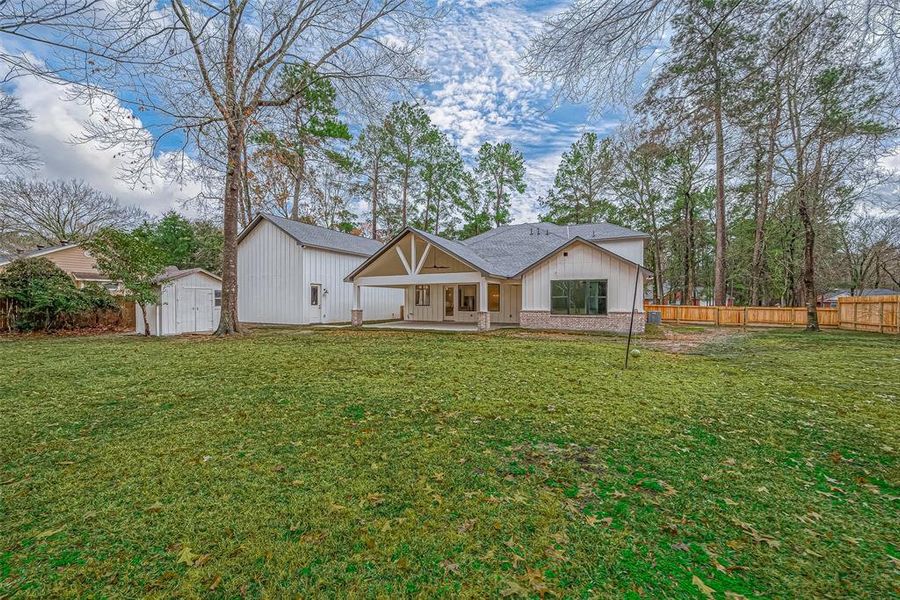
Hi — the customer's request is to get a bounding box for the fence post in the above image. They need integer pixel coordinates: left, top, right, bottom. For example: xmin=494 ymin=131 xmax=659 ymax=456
xmin=743 ymin=306 xmax=748 ymax=331
xmin=715 ymin=306 xmax=720 ymax=327
xmin=880 ymin=301 xmax=884 ymax=334
xmin=853 ymin=301 xmax=858 ymax=331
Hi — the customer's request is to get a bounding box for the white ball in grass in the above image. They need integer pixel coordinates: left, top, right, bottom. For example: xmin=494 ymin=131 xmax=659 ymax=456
xmin=630 ymin=349 xmax=641 ymax=358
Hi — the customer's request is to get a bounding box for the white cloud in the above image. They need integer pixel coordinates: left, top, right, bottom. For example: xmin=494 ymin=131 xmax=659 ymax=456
xmin=9 ymin=74 xmax=202 ymax=217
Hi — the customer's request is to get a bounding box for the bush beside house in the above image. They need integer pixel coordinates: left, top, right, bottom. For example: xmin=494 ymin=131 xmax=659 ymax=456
xmin=0 ymin=257 xmax=120 ymax=332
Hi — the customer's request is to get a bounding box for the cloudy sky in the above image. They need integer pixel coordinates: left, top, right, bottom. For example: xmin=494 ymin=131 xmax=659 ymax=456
xmin=5 ymin=0 xmax=633 ymax=223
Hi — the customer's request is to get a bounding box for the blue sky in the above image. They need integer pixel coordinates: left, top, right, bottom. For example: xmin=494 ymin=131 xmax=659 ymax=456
xmin=2 ymin=0 xmax=633 ymax=220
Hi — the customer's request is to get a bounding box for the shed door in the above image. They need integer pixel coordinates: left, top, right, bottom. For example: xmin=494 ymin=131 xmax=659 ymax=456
xmin=176 ymin=287 xmax=216 ymax=334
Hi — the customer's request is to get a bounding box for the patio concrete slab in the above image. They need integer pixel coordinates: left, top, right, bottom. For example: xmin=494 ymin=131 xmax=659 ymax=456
xmin=361 ymin=321 xmax=517 ymax=332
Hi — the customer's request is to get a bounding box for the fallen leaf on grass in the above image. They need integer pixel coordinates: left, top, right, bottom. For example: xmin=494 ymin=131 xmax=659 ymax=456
xmin=724 ymin=592 xmax=748 ymax=599
xmin=145 ymin=501 xmax=164 ymax=513
xmin=208 ymin=575 xmax=221 ymax=591
xmin=439 ymin=559 xmax=460 ymax=575
xmin=500 ymin=580 xmax=528 ymax=597
xmin=732 ymin=519 xmax=780 ymax=548
xmin=177 ymin=546 xmax=198 ymax=566
xmin=458 ymin=519 xmax=476 ymax=533
xmin=193 ymin=554 xmax=211 ymax=567
xmin=692 ymin=575 xmax=715 ymax=599
xmin=585 ymin=515 xmax=612 ymax=527
xmin=36 ymin=526 xmax=66 ymax=539
xmin=723 ymin=498 xmax=738 ymax=506
xmin=364 ymin=493 xmax=385 ymax=506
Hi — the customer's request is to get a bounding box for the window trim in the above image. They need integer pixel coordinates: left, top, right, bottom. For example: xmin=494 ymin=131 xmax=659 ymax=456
xmin=414 ymin=285 xmax=431 ymax=307
xmin=550 ymin=279 xmax=608 ymax=316
xmin=488 ymin=283 xmax=500 ymax=312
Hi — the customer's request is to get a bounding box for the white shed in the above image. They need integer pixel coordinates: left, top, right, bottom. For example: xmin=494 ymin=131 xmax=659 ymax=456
xmin=136 ymin=267 xmax=222 ymax=336
xmin=237 ymin=214 xmax=403 ymax=325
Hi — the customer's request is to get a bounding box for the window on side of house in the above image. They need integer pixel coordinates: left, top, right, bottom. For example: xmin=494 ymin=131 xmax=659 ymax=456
xmin=415 ymin=285 xmax=431 ymax=306
xmin=458 ymin=284 xmax=477 ymax=312
xmin=550 ymin=280 xmax=607 ymax=315
xmin=214 ymin=290 xmax=222 ymax=307
xmin=488 ymin=283 xmax=500 ymax=312
xmin=310 ymin=285 xmax=320 ymax=306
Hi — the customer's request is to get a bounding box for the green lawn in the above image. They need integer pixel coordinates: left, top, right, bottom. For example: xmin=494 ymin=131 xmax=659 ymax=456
xmin=1 ymin=328 xmax=897 ymax=598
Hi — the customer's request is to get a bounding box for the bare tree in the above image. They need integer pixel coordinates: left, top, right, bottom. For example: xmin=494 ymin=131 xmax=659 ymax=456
xmin=50 ymin=0 xmax=430 ymax=334
xmin=0 ymin=92 xmax=38 ymax=174
xmin=0 ymin=178 xmax=146 ymax=251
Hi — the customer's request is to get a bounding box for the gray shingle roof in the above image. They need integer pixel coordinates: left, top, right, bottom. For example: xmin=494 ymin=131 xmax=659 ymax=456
xmin=247 ymin=214 xmax=384 ymax=257
xmin=388 ymin=222 xmax=647 ymax=279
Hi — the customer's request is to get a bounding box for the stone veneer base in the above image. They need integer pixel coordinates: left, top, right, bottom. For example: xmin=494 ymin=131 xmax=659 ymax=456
xmin=519 ymin=311 xmax=645 ymax=334
xmin=351 ymin=309 xmax=364 ymax=327
xmin=476 ymin=311 xmax=491 ymax=331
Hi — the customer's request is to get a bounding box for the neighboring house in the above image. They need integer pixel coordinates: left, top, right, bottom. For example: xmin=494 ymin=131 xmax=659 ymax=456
xmin=138 ymin=266 xmax=222 ymax=336
xmin=345 ymin=223 xmax=651 ymax=333
xmin=237 ymin=214 xmax=403 ymax=325
xmin=818 ymin=288 xmax=898 ymax=308
xmin=0 ymin=242 xmax=119 ymax=291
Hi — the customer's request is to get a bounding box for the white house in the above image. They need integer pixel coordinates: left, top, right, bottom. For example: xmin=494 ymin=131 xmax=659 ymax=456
xmin=237 ymin=214 xmax=403 ymax=325
xmin=345 ymin=223 xmax=650 ymax=333
xmin=137 ymin=267 xmax=222 ymax=336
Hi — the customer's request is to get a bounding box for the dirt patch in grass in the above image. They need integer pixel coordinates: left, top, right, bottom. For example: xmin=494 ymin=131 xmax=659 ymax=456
xmin=637 ymin=324 xmax=745 ymax=354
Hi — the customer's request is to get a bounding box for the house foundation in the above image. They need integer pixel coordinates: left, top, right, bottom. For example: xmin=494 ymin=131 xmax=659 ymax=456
xmin=519 ymin=311 xmax=645 ymax=334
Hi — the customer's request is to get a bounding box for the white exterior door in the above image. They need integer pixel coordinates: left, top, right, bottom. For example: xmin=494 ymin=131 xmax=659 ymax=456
xmin=443 ymin=285 xmax=456 ymax=321
xmin=309 ymin=284 xmax=322 ymax=324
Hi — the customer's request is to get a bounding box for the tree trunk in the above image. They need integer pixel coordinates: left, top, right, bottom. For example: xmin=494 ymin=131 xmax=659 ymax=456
xmin=216 ymin=125 xmax=243 ymax=335
xmin=401 ymin=167 xmax=409 ymax=228
xmin=797 ymin=186 xmax=819 ymax=331
xmin=291 ymin=171 xmax=302 ymax=221
xmin=371 ymin=155 xmax=380 ymax=240
xmin=750 ymin=87 xmax=781 ymax=306
xmin=683 ymin=190 xmax=695 ymax=305
xmin=712 ymin=46 xmax=727 ymax=306
xmin=139 ymin=302 xmax=150 ymax=336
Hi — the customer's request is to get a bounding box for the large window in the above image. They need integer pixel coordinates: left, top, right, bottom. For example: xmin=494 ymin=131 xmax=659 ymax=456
xmin=488 ymin=284 xmax=500 ymax=312
xmin=458 ymin=285 xmax=477 ymax=312
xmin=550 ymin=280 xmax=607 ymax=315
xmin=415 ymin=285 xmax=431 ymax=306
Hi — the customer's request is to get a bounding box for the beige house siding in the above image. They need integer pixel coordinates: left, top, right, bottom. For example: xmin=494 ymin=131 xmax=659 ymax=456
xmin=0 ymin=245 xmax=108 ymax=287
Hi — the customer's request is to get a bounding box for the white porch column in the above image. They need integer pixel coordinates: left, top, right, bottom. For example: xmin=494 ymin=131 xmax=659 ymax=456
xmin=477 ymin=277 xmax=490 ymax=331
xmin=351 ymin=283 xmax=363 ymax=326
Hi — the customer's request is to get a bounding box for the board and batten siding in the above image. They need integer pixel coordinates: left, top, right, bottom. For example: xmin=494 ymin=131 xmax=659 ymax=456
xmin=238 ymin=219 xmax=306 ymax=324
xmin=521 ymin=242 xmax=644 ymax=313
xmin=138 ymin=271 xmax=221 ymax=336
xmin=303 ymin=246 xmax=402 ymax=323
xmin=238 ymin=219 xmax=402 ymax=324
xmin=404 ymin=282 xmax=521 ymax=323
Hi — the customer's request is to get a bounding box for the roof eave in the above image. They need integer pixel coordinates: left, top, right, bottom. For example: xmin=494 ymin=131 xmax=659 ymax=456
xmin=344 ymin=227 xmax=504 ymax=282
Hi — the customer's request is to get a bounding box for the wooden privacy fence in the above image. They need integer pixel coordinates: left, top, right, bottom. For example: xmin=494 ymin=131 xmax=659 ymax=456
xmin=0 ymin=298 xmax=136 ymax=332
xmin=838 ymin=295 xmax=899 ymax=334
xmin=644 ymin=298 xmax=900 ymax=331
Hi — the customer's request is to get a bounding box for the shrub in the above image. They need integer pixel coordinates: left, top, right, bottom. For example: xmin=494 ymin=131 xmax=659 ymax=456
xmin=0 ymin=257 xmax=85 ymax=331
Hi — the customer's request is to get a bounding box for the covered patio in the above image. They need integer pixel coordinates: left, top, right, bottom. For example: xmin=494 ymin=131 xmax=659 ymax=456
xmin=346 ymin=229 xmax=521 ymax=331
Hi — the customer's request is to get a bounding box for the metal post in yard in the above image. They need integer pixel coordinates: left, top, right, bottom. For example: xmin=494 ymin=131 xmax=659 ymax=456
xmin=625 ymin=265 xmax=641 ymax=369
